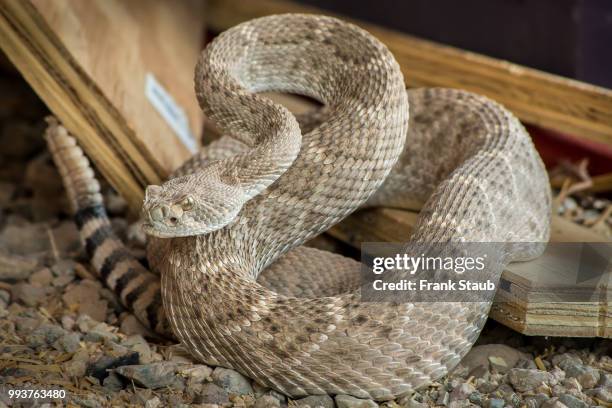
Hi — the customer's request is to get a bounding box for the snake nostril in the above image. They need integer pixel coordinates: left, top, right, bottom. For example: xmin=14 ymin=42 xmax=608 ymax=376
xmin=169 ymin=217 xmax=178 ymax=224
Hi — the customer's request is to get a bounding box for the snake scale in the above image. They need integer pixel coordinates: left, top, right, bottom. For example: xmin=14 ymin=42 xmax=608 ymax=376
xmin=45 ymin=14 xmax=551 ymax=401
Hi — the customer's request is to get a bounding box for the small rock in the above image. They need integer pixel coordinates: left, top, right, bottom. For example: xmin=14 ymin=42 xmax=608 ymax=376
xmin=508 ymin=368 xmax=553 ymax=392
xmin=0 ymin=222 xmax=50 ymax=256
xmin=77 ymin=314 xmax=101 ymax=332
xmin=295 ymin=394 xmax=336 ymax=408
xmin=550 ymin=367 xmax=566 ymax=385
xmin=559 ymin=362 xmax=600 ymax=389
xmin=486 ymin=398 xmax=505 ymax=408
xmin=557 ymin=394 xmax=587 ymax=408
xmin=196 ymin=383 xmax=230 ymax=405
xmin=551 ymin=354 xmax=582 ymax=367
xmin=54 ymin=332 xmax=81 ymax=353
xmin=52 ymin=274 xmax=74 ymax=288
xmin=87 ymin=351 xmax=139 ymax=382
xmin=64 ymin=349 xmax=90 ymax=377
xmin=586 ymin=387 xmax=612 ymax=403
xmin=461 ymin=344 xmax=531 ymax=374
xmin=525 ymin=393 xmax=549 ymax=408
xmin=180 ymin=364 xmax=213 ymax=383
xmin=451 ymin=383 xmax=476 ymax=401
xmin=0 ymin=289 xmax=10 ymax=307
xmin=12 ymin=282 xmax=46 ymax=306
xmin=102 ymin=372 xmax=124 ymax=392
xmin=14 ymin=316 xmax=42 ymax=335
xmin=51 ymin=259 xmax=77 ymax=277
xmin=437 ymin=390 xmax=450 ymax=406
xmin=211 ymin=367 xmax=254 ymax=395
xmin=561 ymin=378 xmax=581 ymax=392
xmin=121 ymin=335 xmax=153 ymax=363
xmin=506 ymin=393 xmax=521 ymax=408
xmin=599 ymin=373 xmax=612 ymax=387
xmin=255 ymin=395 xmax=280 ymax=408
xmin=468 ymin=391 xmax=484 ymax=406
xmin=402 ymin=398 xmax=429 ymax=408
xmin=0 ymin=251 xmax=39 ymax=281
xmin=63 ymin=280 xmax=107 ymax=322
xmin=119 ymin=314 xmax=152 ymax=337
xmin=81 ymin=320 xmax=119 ymax=343
xmin=335 ymin=394 xmax=377 ymax=408
xmin=144 ymin=396 xmax=161 ymax=408
xmin=61 ymin=315 xmax=76 ymax=331
xmin=28 ymin=324 xmax=67 ymax=348
xmin=488 ymin=356 xmax=509 ymax=372
xmin=28 ymin=267 xmax=53 ymax=286
xmin=115 ymin=362 xmax=183 ymax=389
xmin=541 ymin=398 xmax=568 ymax=408
xmin=478 ymin=381 xmax=498 ymax=394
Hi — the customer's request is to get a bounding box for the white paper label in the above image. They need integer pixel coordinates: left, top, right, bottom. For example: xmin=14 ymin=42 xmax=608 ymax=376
xmin=145 ymin=73 xmax=197 ymax=153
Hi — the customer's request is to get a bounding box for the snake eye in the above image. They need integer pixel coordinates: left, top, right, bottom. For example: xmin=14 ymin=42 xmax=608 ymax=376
xmin=179 ymin=196 xmax=194 ymax=211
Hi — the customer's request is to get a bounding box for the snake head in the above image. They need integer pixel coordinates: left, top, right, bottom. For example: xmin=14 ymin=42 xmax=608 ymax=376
xmin=142 ymin=165 xmax=248 ymax=238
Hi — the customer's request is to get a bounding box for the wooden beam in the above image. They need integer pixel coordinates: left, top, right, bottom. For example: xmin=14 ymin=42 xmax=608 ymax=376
xmin=328 ymin=208 xmax=611 ymax=338
xmin=207 ymin=0 xmax=612 ymax=146
xmin=0 ymin=0 xmax=205 ymax=212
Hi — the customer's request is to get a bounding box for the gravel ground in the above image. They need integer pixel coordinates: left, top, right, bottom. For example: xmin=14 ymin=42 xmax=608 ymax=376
xmin=0 ymin=69 xmax=611 ymax=408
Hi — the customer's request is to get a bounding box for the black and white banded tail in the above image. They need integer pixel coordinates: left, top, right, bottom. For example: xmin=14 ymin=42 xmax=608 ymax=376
xmin=44 ymin=117 xmax=170 ymax=337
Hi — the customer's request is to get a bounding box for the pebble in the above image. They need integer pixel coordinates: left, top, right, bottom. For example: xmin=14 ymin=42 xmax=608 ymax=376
xmin=254 ymin=395 xmax=280 ymax=408
xmin=64 ymin=349 xmax=90 ymax=377
xmin=335 ymin=394 xmax=377 ymax=408
xmin=83 ymin=327 xmax=119 ymax=343
xmin=54 ymin=332 xmax=81 ymax=353
xmin=180 ymin=364 xmax=212 ymax=380
xmin=115 ymin=362 xmax=184 ymax=389
xmin=559 ymin=362 xmax=600 ymax=389
xmin=144 ymin=396 xmax=161 ymax=408
xmin=541 ymin=398 xmax=568 ymax=408
xmin=486 ymin=398 xmax=505 ymax=408
xmin=28 ymin=323 xmax=67 ymax=348
xmin=508 ymin=368 xmax=553 ymax=392
xmin=61 ymin=315 xmax=76 ymax=330
xmin=63 ymin=280 xmax=108 ymax=322
xmin=295 ymin=394 xmax=336 ymax=408
xmin=195 ymin=383 xmax=230 ymax=405
xmin=12 ymin=282 xmax=47 ymax=306
xmin=468 ymin=391 xmax=484 ymax=406
xmin=0 ymin=289 xmax=10 ymax=307
xmin=121 ymin=335 xmax=154 ymax=364
xmin=211 ymin=367 xmax=254 ymax=395
xmin=102 ymin=372 xmax=124 ymax=392
xmin=28 ymin=267 xmax=53 ymax=286
xmin=437 ymin=390 xmax=450 ymax=406
xmin=557 ymin=394 xmax=588 ymax=408
xmin=0 ymin=251 xmax=39 ymax=281
xmin=451 ymin=383 xmax=476 ymax=401
xmin=119 ymin=314 xmax=152 ymax=337
xmin=599 ymin=373 xmax=612 ymax=387
xmin=88 ymin=351 xmax=140 ymax=382
xmin=461 ymin=344 xmax=531 ymax=374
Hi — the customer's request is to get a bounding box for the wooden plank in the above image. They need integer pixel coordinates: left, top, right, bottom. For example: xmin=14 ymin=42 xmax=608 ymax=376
xmin=207 ymin=0 xmax=612 ymax=146
xmin=328 ymin=208 xmax=611 ymax=338
xmin=0 ymin=0 xmax=205 ymax=211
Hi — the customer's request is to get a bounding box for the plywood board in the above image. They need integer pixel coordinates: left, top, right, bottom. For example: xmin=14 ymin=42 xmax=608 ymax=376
xmin=207 ymin=0 xmax=612 ymax=147
xmin=329 ymin=208 xmax=612 ymax=338
xmin=0 ymin=0 xmax=206 ymax=211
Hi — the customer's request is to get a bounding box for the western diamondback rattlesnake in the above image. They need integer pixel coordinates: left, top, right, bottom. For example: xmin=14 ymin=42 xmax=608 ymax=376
xmin=46 ymin=14 xmax=551 ymax=401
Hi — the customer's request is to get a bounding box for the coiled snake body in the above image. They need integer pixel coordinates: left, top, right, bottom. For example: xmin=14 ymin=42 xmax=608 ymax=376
xmin=47 ymin=14 xmax=551 ymax=401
